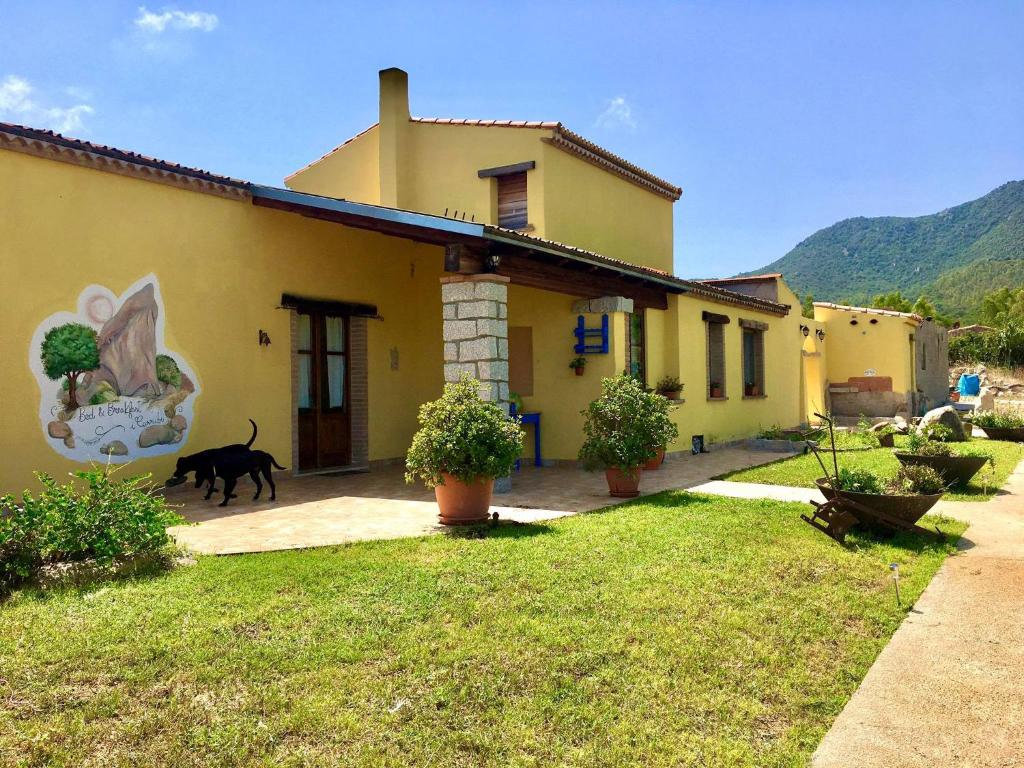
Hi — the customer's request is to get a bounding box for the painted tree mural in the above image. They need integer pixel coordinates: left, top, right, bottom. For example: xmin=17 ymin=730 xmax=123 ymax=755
xmin=40 ymin=323 xmax=100 ymax=409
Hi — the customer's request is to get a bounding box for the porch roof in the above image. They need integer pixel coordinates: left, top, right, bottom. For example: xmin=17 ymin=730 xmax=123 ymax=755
xmin=251 ymin=185 xmax=790 ymax=316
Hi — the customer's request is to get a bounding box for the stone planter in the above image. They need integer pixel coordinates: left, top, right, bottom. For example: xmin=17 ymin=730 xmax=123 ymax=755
xmin=877 ymin=433 xmax=895 ymax=448
xmin=434 ymin=474 xmax=494 ymax=525
xmin=746 ymin=438 xmax=814 ymax=453
xmin=893 ymin=452 xmax=989 ymax=488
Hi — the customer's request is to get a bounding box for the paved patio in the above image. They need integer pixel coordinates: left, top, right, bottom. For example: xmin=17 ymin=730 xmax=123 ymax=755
xmin=168 ymin=446 xmax=781 ymax=554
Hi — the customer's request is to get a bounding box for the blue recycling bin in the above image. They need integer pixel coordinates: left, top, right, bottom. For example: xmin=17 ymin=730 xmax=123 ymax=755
xmin=957 ymin=374 xmax=980 ymax=396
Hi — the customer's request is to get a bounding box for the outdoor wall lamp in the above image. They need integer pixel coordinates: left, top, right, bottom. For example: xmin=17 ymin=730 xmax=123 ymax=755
xmin=800 ymin=324 xmax=810 ymax=337
xmin=258 ymin=330 xmax=271 ymax=346
xmin=816 ymin=329 xmax=826 ymax=341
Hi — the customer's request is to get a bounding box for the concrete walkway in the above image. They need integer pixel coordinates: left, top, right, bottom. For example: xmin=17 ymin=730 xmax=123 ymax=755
xmin=168 ymin=447 xmax=780 ymax=555
xmin=813 ymin=460 xmax=1024 ymax=768
xmin=686 ymin=479 xmax=824 ymax=504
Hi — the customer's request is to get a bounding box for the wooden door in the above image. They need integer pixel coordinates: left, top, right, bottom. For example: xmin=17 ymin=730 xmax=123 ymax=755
xmin=297 ymin=311 xmax=351 ymax=470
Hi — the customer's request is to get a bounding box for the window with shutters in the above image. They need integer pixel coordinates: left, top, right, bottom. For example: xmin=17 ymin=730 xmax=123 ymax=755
xmin=497 ymin=171 xmax=528 ymax=229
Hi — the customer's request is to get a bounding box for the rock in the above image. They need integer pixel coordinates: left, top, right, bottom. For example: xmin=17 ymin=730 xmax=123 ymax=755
xmin=979 ymin=387 xmax=997 ymax=411
xmin=100 ymin=440 xmax=128 ymax=456
xmin=47 ymin=420 xmax=72 ymax=439
xmin=917 ymin=405 xmax=968 ymax=441
xmin=893 ymin=416 xmax=909 ymax=434
xmin=169 ymin=415 xmax=187 ymax=431
xmin=63 ymin=435 xmax=75 ymax=449
xmin=179 ymin=373 xmax=195 ymax=394
xmin=94 ymin=283 xmax=162 ymax=397
xmin=138 ymin=424 xmax=179 ymax=448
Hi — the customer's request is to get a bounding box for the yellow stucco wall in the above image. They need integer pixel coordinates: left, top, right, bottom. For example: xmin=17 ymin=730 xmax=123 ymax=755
xmin=540 ymin=142 xmax=674 ymax=273
xmin=283 ymin=124 xmax=380 ymax=202
xmin=813 ymin=306 xmax=917 ymax=393
xmin=0 ymin=149 xmax=447 ymax=493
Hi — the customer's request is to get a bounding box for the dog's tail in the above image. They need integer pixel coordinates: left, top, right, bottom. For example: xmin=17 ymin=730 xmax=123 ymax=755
xmin=245 ymin=418 xmax=258 ymax=448
xmin=268 ymin=455 xmax=287 ymax=471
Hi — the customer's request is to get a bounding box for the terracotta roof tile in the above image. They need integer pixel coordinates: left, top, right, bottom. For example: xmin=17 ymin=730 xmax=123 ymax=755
xmin=0 ymin=121 xmax=247 ymax=188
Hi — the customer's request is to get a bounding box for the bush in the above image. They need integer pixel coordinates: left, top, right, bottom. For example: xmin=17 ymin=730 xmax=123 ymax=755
xmin=921 ymin=423 xmax=956 ymax=443
xmin=405 ymin=375 xmax=523 ymax=489
xmin=949 ymin=325 xmax=1024 ymax=368
xmin=887 ymin=465 xmax=947 ymax=496
xmin=578 ymin=374 xmax=679 ymax=472
xmin=974 ymin=409 xmax=1024 ymax=429
xmin=1 ymin=465 xmax=181 ymax=590
xmin=834 ymin=467 xmax=884 ymax=494
xmin=907 ymin=439 xmax=955 ymax=457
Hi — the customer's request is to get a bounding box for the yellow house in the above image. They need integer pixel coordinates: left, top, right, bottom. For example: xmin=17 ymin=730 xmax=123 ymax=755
xmin=0 ymin=67 xmax=907 ymax=494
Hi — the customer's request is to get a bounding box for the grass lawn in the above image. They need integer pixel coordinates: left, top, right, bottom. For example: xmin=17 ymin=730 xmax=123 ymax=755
xmin=0 ymin=493 xmax=963 ymax=767
xmin=720 ymin=437 xmax=1024 ymax=502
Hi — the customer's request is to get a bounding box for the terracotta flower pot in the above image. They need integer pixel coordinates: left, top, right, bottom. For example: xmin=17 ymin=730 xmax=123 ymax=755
xmin=574 ymin=366 xmax=585 ymax=376
xmin=605 ymin=467 xmax=641 ymax=497
xmin=434 ymin=473 xmax=494 ymax=525
xmin=745 ymin=384 xmax=760 ymax=397
xmin=710 ymin=386 xmax=723 ymax=399
xmin=661 ymin=390 xmax=681 ymax=401
xmin=643 ymin=448 xmax=666 ymax=470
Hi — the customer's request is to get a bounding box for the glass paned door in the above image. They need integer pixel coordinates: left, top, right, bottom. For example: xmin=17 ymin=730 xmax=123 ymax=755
xmin=297 ymin=311 xmax=351 ymax=470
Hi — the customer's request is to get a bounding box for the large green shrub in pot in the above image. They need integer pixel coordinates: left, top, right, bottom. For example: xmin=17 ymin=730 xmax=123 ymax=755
xmin=405 ymin=375 xmax=523 ymax=489
xmin=578 ymin=374 xmax=679 ymax=472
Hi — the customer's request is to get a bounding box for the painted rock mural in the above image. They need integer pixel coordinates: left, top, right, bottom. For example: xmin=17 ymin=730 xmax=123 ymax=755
xmin=30 ymin=275 xmax=199 ymax=462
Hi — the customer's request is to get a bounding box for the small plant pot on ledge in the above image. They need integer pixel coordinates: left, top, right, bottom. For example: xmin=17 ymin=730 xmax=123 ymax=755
xmin=643 ymin=448 xmax=666 ymax=470
xmin=605 ymin=467 xmax=641 ymax=497
xmin=744 ymin=384 xmax=761 ymax=397
xmin=434 ymin=474 xmax=494 ymax=525
xmin=709 ymin=385 xmax=724 ymax=399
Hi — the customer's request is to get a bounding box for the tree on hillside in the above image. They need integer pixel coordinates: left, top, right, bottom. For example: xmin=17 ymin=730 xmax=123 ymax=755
xmin=981 ymin=286 xmax=1024 ymax=326
xmin=801 ymin=293 xmax=815 ymax=319
xmin=871 ymin=291 xmax=913 ymax=313
xmin=41 ymin=323 xmax=100 ymax=410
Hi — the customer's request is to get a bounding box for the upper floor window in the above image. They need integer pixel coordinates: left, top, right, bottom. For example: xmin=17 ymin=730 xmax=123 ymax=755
xmin=497 ymin=171 xmax=528 ymax=229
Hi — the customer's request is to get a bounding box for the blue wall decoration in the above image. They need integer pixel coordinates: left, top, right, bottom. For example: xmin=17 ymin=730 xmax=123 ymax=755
xmin=574 ymin=314 xmax=609 ymax=354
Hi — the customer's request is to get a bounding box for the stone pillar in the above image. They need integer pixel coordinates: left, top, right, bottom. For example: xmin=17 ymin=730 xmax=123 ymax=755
xmin=441 ymin=273 xmax=511 ymax=491
xmin=441 ymin=274 xmax=510 ymax=404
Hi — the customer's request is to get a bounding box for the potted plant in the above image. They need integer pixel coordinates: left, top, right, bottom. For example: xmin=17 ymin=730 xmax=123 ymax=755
xmin=569 ymin=356 xmax=587 ymax=377
xmin=578 ymin=374 xmax=678 ymax=495
xmin=709 ymin=381 xmax=724 ymax=399
xmin=875 ymin=423 xmax=898 ymax=448
xmin=894 ymin=432 xmax=993 ymax=487
xmin=974 ymin=409 xmax=1024 ymax=442
xmin=744 ymin=381 xmax=760 ymax=397
xmin=815 ymin=464 xmax=947 ymax=534
xmin=406 ymin=375 xmax=523 ymax=525
xmin=655 ymin=375 xmax=683 ymax=401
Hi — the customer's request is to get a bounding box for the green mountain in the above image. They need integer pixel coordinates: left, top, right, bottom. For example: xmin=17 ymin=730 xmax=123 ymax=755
xmin=750 ymin=181 xmax=1024 ymax=320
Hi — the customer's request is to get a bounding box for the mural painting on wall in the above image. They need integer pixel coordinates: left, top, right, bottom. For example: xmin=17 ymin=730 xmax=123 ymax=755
xmin=30 ymin=274 xmax=199 ymax=462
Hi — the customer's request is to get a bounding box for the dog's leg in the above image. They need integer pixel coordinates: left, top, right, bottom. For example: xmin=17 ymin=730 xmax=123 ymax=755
xmin=203 ymin=477 xmax=216 ymax=500
xmin=219 ymin=477 xmax=237 ymax=507
xmin=264 ymin=463 xmax=277 ymax=501
xmin=250 ymin=469 xmax=263 ymax=500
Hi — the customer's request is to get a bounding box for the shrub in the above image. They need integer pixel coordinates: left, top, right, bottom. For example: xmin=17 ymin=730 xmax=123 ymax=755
xmin=922 ymin=423 xmax=956 ymax=442
xmin=1 ymin=465 xmax=181 ymax=589
xmin=909 ymin=440 xmax=955 ymax=457
xmin=405 ymin=375 xmax=523 ymax=489
xmin=887 ymin=465 xmax=947 ymax=496
xmin=155 ymin=354 xmax=182 ymax=388
xmin=578 ymin=374 xmax=679 ymax=472
xmin=834 ymin=467 xmax=884 ymax=494
xmin=973 ymin=409 xmax=1024 ymax=429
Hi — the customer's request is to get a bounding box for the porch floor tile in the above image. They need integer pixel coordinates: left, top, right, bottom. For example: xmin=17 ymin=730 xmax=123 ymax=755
xmin=167 ymin=447 xmax=782 ymax=555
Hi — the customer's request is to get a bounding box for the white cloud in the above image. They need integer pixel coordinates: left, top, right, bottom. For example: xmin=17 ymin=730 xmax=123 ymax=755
xmin=0 ymin=75 xmax=95 ymax=134
xmin=595 ymin=96 xmax=637 ymax=131
xmin=134 ymin=7 xmax=219 ymax=33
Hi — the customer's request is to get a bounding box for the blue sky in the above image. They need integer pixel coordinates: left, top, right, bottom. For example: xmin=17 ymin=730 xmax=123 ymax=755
xmin=2 ymin=1 xmax=1022 ymax=278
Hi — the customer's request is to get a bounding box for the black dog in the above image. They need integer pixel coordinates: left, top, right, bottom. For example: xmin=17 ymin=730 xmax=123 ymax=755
xmin=207 ymin=449 xmax=287 ymax=506
xmin=167 ymin=418 xmax=258 ymax=495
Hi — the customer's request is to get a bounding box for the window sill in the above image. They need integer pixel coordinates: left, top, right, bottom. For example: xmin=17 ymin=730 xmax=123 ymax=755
xmin=707 ymin=396 xmax=728 ymax=402
xmin=514 ymin=224 xmax=536 ymax=233
xmin=743 ymin=395 xmax=768 ymax=400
